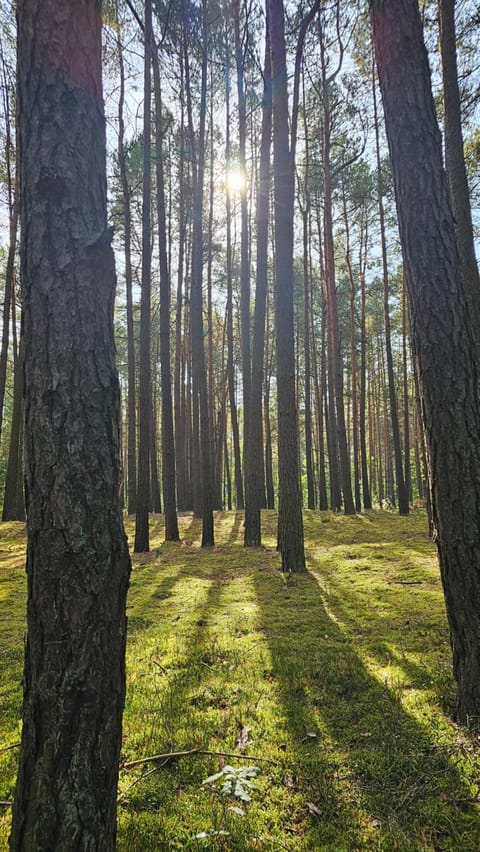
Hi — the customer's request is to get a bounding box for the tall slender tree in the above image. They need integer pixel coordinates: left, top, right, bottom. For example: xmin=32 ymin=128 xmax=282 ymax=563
xmin=2 ymin=308 xmax=24 ymax=522
xmin=225 ymin=14 xmax=245 ymax=511
xmin=233 ymin=0 xmax=251 ymax=448
xmin=268 ymin=0 xmax=306 ymax=572
xmin=372 ymin=62 xmax=409 ymax=515
xmin=152 ymin=37 xmax=180 ymax=541
xmin=244 ymin=6 xmax=271 ymax=545
xmin=189 ymin=0 xmax=215 ymax=545
xmin=0 ymin=56 xmax=18 ymax=447
xmin=114 ymin=0 xmax=137 ymax=515
xmin=318 ymin=10 xmax=355 ymax=515
xmin=134 ymin=0 xmax=153 ymax=552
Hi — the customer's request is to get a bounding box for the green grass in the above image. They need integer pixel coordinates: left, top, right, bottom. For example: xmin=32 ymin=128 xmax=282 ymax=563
xmin=2 ymin=510 xmax=480 ymax=849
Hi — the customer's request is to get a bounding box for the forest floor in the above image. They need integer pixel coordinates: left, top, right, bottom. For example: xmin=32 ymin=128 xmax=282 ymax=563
xmin=1 ymin=510 xmax=480 ymax=850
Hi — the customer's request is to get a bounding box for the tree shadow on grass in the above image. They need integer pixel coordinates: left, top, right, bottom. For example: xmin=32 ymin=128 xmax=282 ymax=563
xmin=119 ymin=551 xmax=249 ymax=848
xmin=308 ymin=546 xmax=456 ymax=715
xmin=227 ymin=512 xmax=243 ymax=545
xmin=302 ymin=509 xmax=433 ymax=559
xmin=252 ymin=564 xmax=480 ymax=850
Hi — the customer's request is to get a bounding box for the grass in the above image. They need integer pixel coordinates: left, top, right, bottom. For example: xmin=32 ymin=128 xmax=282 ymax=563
xmin=2 ymin=510 xmax=480 ymax=849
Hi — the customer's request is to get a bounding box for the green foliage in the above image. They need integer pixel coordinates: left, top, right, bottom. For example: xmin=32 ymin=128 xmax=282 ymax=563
xmin=2 ymin=511 xmax=480 ymax=849
xmin=202 ymin=765 xmax=260 ymax=803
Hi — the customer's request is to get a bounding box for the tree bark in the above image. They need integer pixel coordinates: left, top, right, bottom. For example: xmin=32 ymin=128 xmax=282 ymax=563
xmin=438 ymin=0 xmax=480 ymax=337
xmin=0 ymin=178 xmax=18 ymax=449
xmin=224 ymin=18 xmax=244 ymax=512
xmin=115 ymin=3 xmax=137 ymax=515
xmin=359 ymin=264 xmax=372 ymax=508
xmin=371 ymin=0 xmax=480 ymax=722
xmin=268 ymin=0 xmax=306 ymax=572
xmin=244 ymin=10 xmax=271 ymax=545
xmin=173 ymin=56 xmax=188 ymax=511
xmin=372 ymin=61 xmax=409 ymax=515
xmin=134 ymin=0 xmax=153 ymax=552
xmin=342 ymin=182 xmax=362 ymax=512
xmin=233 ymin=0 xmax=251 ymax=443
xmin=402 ymin=278 xmax=412 ymax=503
xmin=189 ymin=0 xmax=214 ymax=546
xmin=318 ymin=17 xmax=355 ymax=516
xmin=11 ymin=1 xmax=131 ymax=846
xmin=2 ymin=333 xmax=24 ymax=522
xmin=0 ymin=48 xmax=18 ymax=446
xmin=152 ymin=40 xmax=179 ymax=540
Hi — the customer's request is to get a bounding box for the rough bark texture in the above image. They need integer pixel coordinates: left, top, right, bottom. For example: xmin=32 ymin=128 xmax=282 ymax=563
xmin=11 ymin=1 xmax=131 ymax=847
xmin=343 ymin=197 xmax=362 ymax=512
xmin=233 ymin=0 xmax=251 ymax=443
xmin=268 ymin=0 xmax=306 ymax=572
xmin=0 ymin=173 xmax=18 ymax=446
xmin=2 ymin=340 xmax=24 ymax=522
xmin=244 ymin=13 xmax=271 ymax=545
xmin=372 ymin=64 xmax=409 ymax=515
xmin=439 ymin=0 xmax=480 ymax=335
xmin=115 ymin=7 xmax=137 ymax=516
xmin=173 ymin=63 xmax=189 ymax=511
xmin=225 ymin=20 xmax=245 ymax=512
xmin=319 ymin=20 xmax=355 ymax=516
xmin=134 ymin=0 xmax=153 ymax=552
xmin=190 ymin=0 xmax=214 ymax=546
xmin=302 ymin=209 xmax=316 ymax=510
xmin=152 ymin=44 xmax=180 ymax=541
xmin=359 ymin=268 xmax=372 ymax=509
xmin=371 ymin=0 xmax=480 ymax=722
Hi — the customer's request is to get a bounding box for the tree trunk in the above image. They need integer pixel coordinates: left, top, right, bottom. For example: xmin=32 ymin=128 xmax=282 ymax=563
xmin=316 ymin=186 xmax=341 ymax=511
xmin=150 ymin=396 xmax=162 ymax=514
xmin=173 ymin=58 xmax=188 ymax=511
xmin=372 ymin=62 xmax=409 ymax=515
xmin=233 ymin=0 xmax=251 ymax=444
xmin=312 ymin=304 xmax=329 ymax=510
xmin=264 ymin=373 xmax=275 ymax=510
xmin=0 ymin=49 xmax=18 ymax=446
xmin=244 ymin=10 xmax=271 ymax=545
xmin=268 ymin=0 xmax=306 ymax=572
xmin=343 ymin=183 xmax=362 ymax=512
xmin=302 ymin=208 xmax=316 ymax=509
xmin=115 ymin=3 xmax=136 ymax=515
xmin=152 ymin=41 xmax=179 ymax=540
xmin=359 ymin=266 xmax=372 ymax=508
xmin=11 ymin=1 xmax=131 ymax=846
xmin=402 ymin=278 xmax=412 ymax=503
xmin=2 ymin=334 xmax=24 ymax=522
xmin=189 ymin=0 xmax=214 ymax=546
xmin=0 ymin=180 xmax=18 ymax=449
xmin=224 ymin=19 xmax=244 ymax=511
xmin=438 ymin=0 xmax=480 ymax=337
xmin=134 ymin=0 xmax=153 ymax=552
xmin=207 ymin=73 xmax=220 ymax=509
xmin=318 ymin=17 xmax=355 ymax=516
xmin=371 ymin=0 xmax=480 ymax=722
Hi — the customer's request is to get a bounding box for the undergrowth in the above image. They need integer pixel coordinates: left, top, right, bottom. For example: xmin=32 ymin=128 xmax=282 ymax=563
xmin=1 ymin=510 xmax=480 ymax=849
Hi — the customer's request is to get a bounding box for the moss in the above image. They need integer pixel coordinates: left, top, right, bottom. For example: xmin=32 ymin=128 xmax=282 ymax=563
xmin=1 ymin=511 xmax=480 ymax=849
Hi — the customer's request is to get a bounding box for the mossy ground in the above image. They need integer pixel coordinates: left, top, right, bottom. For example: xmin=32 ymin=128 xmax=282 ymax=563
xmin=2 ymin=510 xmax=480 ymax=850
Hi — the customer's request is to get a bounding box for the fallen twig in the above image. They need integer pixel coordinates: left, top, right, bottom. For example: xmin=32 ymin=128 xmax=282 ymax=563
xmin=0 ymin=742 xmax=20 ymax=754
xmin=120 ymin=747 xmax=291 ymax=771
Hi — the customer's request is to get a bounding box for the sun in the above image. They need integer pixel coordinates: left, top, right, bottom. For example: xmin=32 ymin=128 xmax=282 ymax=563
xmin=226 ymin=167 xmax=246 ymax=195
